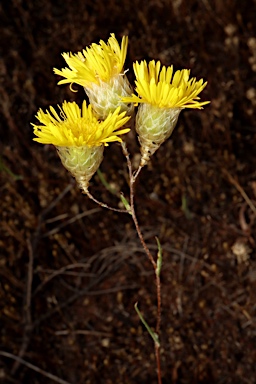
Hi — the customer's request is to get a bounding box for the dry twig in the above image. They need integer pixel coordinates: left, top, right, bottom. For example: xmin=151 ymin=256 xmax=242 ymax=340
xmin=0 ymin=351 xmax=71 ymax=384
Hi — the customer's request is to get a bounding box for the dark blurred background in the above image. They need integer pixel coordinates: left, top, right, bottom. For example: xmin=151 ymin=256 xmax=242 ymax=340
xmin=1 ymin=1 xmax=256 ymax=383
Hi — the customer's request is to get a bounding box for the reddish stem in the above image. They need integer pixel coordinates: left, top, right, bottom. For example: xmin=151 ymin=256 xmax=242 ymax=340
xmin=84 ymin=188 xmax=129 ymax=214
xmin=121 ymin=142 xmax=162 ymax=384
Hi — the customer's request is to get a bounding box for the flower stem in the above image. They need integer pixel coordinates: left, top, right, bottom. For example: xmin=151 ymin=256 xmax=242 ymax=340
xmin=84 ymin=188 xmax=129 ymax=213
xmin=121 ymin=142 xmax=162 ymax=384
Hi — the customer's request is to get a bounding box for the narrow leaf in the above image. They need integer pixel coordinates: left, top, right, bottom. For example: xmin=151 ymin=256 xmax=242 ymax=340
xmin=134 ymin=302 xmax=160 ymax=346
xmin=120 ymin=193 xmax=131 ymax=214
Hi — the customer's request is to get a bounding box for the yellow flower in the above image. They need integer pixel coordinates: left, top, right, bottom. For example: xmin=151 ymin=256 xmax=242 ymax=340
xmin=54 ymin=34 xmax=128 ymax=88
xmin=123 ymin=60 xmax=210 ymax=166
xmin=32 ymin=101 xmax=131 ymax=190
xmin=53 ymin=34 xmax=133 ymax=119
xmin=123 ymin=60 xmax=209 ymax=109
xmin=32 ymin=100 xmax=130 ymax=147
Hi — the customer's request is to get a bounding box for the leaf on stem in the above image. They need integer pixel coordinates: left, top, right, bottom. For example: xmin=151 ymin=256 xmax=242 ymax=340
xmin=134 ymin=302 xmax=160 ymax=347
xmin=120 ymin=193 xmax=131 ymax=214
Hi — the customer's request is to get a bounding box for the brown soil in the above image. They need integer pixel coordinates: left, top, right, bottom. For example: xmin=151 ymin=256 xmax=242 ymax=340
xmin=1 ymin=1 xmax=256 ymax=383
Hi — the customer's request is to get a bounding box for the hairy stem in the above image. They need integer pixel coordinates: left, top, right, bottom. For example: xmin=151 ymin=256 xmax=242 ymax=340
xmin=84 ymin=188 xmax=129 ymax=213
xmin=121 ymin=142 xmax=162 ymax=384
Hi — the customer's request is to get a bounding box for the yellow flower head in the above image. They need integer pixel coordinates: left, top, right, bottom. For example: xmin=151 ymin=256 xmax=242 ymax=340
xmin=53 ymin=34 xmax=128 ymax=88
xmin=32 ymin=101 xmax=130 ymax=147
xmin=123 ymin=60 xmax=210 ymax=109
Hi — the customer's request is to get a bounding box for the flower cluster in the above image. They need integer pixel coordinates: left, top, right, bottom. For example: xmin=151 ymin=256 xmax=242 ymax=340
xmin=32 ymin=33 xmax=209 ymax=190
xmin=32 ymin=34 xmax=132 ymax=190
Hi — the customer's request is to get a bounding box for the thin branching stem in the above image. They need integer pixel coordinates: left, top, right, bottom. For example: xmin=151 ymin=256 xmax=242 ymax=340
xmin=84 ymin=188 xmax=129 ymax=213
xmin=121 ymin=142 xmax=162 ymax=384
xmin=133 ymin=165 xmax=143 ymax=183
xmin=85 ymin=142 xmax=163 ymax=382
xmin=122 ymin=144 xmax=156 ymax=267
xmin=155 ymin=273 xmax=162 ymax=336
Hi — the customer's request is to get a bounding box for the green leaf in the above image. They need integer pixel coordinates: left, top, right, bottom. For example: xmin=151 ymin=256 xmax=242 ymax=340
xmin=120 ymin=193 xmax=131 ymax=214
xmin=134 ymin=302 xmax=160 ymax=347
